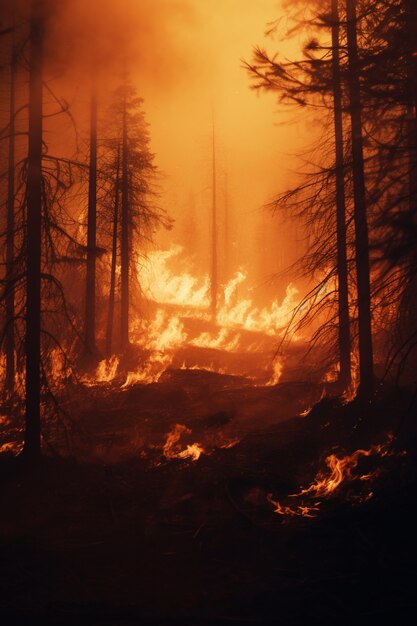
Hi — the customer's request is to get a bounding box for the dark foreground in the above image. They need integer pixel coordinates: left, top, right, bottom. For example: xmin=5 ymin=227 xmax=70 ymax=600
xmin=0 ymin=371 xmax=416 ymax=625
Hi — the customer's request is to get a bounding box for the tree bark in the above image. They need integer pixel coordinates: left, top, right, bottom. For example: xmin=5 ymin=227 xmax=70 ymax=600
xmin=120 ymin=98 xmax=129 ymax=351
xmin=5 ymin=29 xmax=16 ymax=398
xmin=24 ymin=0 xmax=44 ymax=459
xmin=346 ymin=0 xmax=374 ymax=399
xmin=331 ymin=0 xmax=351 ymax=390
xmin=85 ymin=83 xmax=98 ymax=354
xmin=405 ymin=0 xmax=417 ymax=215
xmin=106 ymin=144 xmax=121 ymax=356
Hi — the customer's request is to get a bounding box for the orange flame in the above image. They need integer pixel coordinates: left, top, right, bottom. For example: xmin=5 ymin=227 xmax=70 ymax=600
xmin=268 ymin=437 xmax=395 ymax=519
xmin=139 ymin=246 xmax=300 ymax=339
xmin=162 ymin=423 xmax=204 ymax=461
xmin=83 ymin=246 xmax=302 ymax=389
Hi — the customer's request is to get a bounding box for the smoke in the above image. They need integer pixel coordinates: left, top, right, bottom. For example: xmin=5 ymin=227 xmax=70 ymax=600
xmin=46 ymin=0 xmax=200 ymax=88
xmin=2 ymin=0 xmax=310 ymax=297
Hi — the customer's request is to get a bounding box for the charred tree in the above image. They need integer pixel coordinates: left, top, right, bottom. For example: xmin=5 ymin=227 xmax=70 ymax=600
xmin=85 ymin=83 xmax=98 ymax=355
xmin=23 ymin=0 xmax=44 ymax=460
xmin=5 ymin=29 xmax=16 ymax=398
xmin=120 ymin=96 xmax=129 ymax=351
xmin=346 ymin=0 xmax=374 ymax=399
xmin=405 ymin=0 xmax=417 ymax=215
xmin=106 ymin=144 xmax=121 ymax=356
xmin=331 ymin=0 xmax=351 ymax=390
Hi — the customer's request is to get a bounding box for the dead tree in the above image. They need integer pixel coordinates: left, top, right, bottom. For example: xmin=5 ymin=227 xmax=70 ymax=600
xmin=105 ymin=144 xmax=121 ymax=356
xmin=85 ymin=82 xmax=98 ymax=355
xmin=346 ymin=0 xmax=374 ymax=399
xmin=331 ymin=0 xmax=351 ymax=390
xmin=5 ymin=25 xmax=16 ymax=398
xmin=405 ymin=0 xmax=417 ymax=216
xmin=120 ymin=94 xmax=129 ymax=351
xmin=24 ymin=0 xmax=44 ymax=459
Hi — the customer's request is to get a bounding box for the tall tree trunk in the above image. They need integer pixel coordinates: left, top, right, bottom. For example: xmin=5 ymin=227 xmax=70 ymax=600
xmin=331 ymin=0 xmax=351 ymax=390
xmin=346 ymin=0 xmax=374 ymax=399
xmin=211 ymin=121 xmax=217 ymax=322
xmin=24 ymin=0 xmax=44 ymax=459
xmin=120 ymin=99 xmax=129 ymax=351
xmin=405 ymin=0 xmax=417 ymax=215
xmin=106 ymin=145 xmax=121 ymax=357
xmin=5 ymin=30 xmax=16 ymax=398
xmin=85 ymin=83 xmax=98 ymax=354
xmin=224 ymin=170 xmax=229 ymax=282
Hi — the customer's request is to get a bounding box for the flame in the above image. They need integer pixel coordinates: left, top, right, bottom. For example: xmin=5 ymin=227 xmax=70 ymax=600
xmin=265 ymin=357 xmax=283 ymax=386
xmin=140 ymin=245 xmax=210 ymax=308
xmin=267 ymin=494 xmax=319 ymax=518
xmin=122 ymin=311 xmax=187 ymax=386
xmin=190 ymin=328 xmax=241 ymax=351
xmin=82 ymin=246 xmax=302 ymax=389
xmin=97 ymin=356 xmax=120 ymax=383
xmin=268 ymin=437 xmax=395 ymax=519
xmin=322 ymin=363 xmax=339 ymax=384
xmin=180 ymin=362 xmax=227 ymax=375
xmin=0 ymin=441 xmax=24 ymax=455
xmin=81 ymin=355 xmax=120 ymax=387
xmin=217 ymin=282 xmax=299 ymax=336
xmin=139 ymin=246 xmax=300 ymax=339
xmin=162 ymin=423 xmax=204 ymax=461
xmin=342 ymin=351 xmax=360 ymax=402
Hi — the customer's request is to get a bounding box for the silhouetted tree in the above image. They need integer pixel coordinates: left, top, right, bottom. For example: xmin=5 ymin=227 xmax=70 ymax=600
xmin=85 ymin=83 xmax=98 ymax=356
xmin=100 ymin=82 xmax=169 ymax=355
xmin=105 ymin=144 xmax=120 ymax=357
xmin=331 ymin=0 xmax=351 ymax=390
xmin=245 ymin=0 xmax=356 ymax=390
xmin=24 ymin=0 xmax=44 ymax=459
xmin=345 ymin=0 xmax=373 ymax=399
xmin=5 ymin=22 xmax=17 ymax=398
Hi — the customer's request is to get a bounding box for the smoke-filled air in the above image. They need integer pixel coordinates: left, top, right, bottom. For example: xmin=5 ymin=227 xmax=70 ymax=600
xmin=1 ymin=0 xmax=416 ymax=622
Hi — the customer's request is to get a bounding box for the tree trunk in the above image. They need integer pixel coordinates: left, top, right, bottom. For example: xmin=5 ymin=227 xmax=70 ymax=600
xmin=331 ymin=0 xmax=351 ymax=390
xmin=211 ymin=121 xmax=218 ymax=322
xmin=224 ymin=170 xmax=229 ymax=282
xmin=85 ymin=83 xmax=98 ymax=354
xmin=120 ymin=99 xmax=129 ymax=351
xmin=405 ymin=0 xmax=417 ymax=215
xmin=5 ymin=31 xmax=16 ymax=398
xmin=346 ymin=0 xmax=374 ymax=399
xmin=24 ymin=0 xmax=44 ymax=459
xmin=106 ymin=144 xmax=121 ymax=356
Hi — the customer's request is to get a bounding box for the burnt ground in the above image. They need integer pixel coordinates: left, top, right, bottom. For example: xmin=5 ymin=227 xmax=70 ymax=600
xmin=0 ymin=368 xmax=417 ymax=625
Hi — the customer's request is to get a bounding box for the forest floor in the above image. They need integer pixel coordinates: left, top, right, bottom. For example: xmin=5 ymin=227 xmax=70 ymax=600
xmin=0 ymin=367 xmax=416 ymax=625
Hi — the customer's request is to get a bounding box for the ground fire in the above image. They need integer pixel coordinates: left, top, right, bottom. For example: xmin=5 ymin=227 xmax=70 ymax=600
xmin=0 ymin=0 xmax=416 ymax=624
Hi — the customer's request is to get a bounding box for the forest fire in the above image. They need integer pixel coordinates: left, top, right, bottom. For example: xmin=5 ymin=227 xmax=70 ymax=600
xmin=140 ymin=245 xmax=301 ymax=339
xmin=0 ymin=0 xmax=416 ymax=622
xmin=78 ymin=246 xmax=302 ymax=388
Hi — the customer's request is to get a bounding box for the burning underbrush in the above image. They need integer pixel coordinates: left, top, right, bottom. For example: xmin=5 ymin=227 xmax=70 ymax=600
xmin=160 ymin=422 xmax=239 ymax=463
xmin=81 ymin=244 xmax=308 ymax=389
xmin=266 ymin=436 xmax=403 ymax=521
